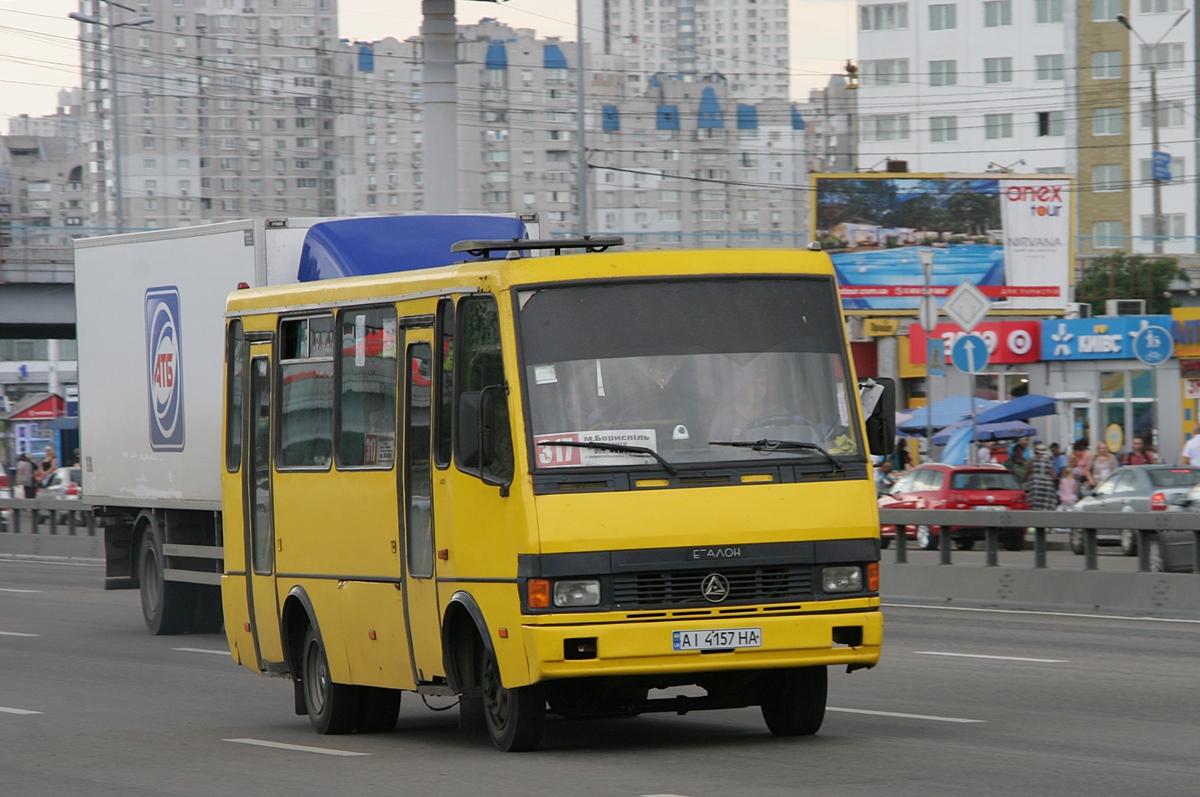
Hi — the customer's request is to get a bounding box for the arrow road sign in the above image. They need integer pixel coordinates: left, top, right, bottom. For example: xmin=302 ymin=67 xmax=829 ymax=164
xmin=951 ymin=333 xmax=990 ymax=374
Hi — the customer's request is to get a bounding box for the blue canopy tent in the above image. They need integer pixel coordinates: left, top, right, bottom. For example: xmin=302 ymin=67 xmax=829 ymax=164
xmin=973 ymin=394 xmax=1057 ymax=425
xmin=931 ymin=420 xmax=1038 ymax=446
xmin=897 ymin=395 xmax=999 ymax=435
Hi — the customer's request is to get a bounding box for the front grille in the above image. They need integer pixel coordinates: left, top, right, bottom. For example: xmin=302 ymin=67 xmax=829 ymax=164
xmin=612 ymin=566 xmax=813 ymax=609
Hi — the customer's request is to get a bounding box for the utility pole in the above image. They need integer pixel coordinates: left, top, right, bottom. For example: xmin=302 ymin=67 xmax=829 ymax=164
xmin=576 ymin=0 xmax=588 ymax=236
xmin=1119 ymin=10 xmax=1191 ymax=255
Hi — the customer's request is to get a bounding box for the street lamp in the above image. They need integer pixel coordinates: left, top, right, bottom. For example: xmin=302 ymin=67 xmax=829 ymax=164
xmin=69 ymin=2 xmax=154 ymax=234
xmin=919 ymin=247 xmax=936 ymax=454
xmin=1118 ymin=9 xmax=1190 ymax=255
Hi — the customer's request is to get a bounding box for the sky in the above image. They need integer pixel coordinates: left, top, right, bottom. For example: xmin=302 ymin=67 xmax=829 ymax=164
xmin=0 ymin=0 xmax=856 ymax=129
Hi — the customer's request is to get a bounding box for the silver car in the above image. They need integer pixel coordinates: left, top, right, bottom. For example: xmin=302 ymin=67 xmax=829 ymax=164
xmin=1161 ymin=483 xmax=1200 ymax=573
xmin=1070 ymin=465 xmax=1200 ymax=557
xmin=38 ymin=466 xmax=86 ymax=524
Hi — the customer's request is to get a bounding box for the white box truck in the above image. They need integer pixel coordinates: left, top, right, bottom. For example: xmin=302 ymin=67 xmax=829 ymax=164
xmin=74 ymin=215 xmax=534 ymax=634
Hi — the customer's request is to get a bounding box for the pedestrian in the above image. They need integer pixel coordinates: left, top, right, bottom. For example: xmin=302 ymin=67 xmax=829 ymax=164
xmin=16 ymin=453 xmax=36 ymax=498
xmin=37 ymin=446 xmax=58 ymax=489
xmin=1050 ymin=442 xmax=1068 ymax=478
xmin=1005 ymin=443 xmax=1029 ymax=481
xmin=1024 ymin=442 xmax=1058 ymax=511
xmin=875 ymin=460 xmax=895 ymax=496
xmin=1090 ymin=442 xmax=1119 ymax=486
xmin=1057 ymin=468 xmax=1079 ymax=508
xmin=1121 ymin=436 xmax=1159 ymax=466
xmin=975 ymin=439 xmax=994 ymax=465
xmin=1182 ymin=423 xmax=1200 ymax=466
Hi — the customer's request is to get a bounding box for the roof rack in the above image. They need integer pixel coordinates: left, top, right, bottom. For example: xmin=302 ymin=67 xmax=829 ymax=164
xmin=450 ymin=235 xmax=625 ymax=258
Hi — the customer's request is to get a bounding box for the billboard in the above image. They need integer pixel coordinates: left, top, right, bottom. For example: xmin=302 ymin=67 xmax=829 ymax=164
xmin=811 ymin=174 xmax=1073 ymax=313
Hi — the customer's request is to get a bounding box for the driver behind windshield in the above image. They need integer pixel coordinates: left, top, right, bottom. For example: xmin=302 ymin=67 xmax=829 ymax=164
xmin=708 ymin=358 xmax=794 ymax=441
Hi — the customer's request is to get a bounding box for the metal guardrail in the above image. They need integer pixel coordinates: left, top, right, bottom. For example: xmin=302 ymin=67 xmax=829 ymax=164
xmin=878 ymin=508 xmax=1200 ymax=573
xmin=0 ymin=497 xmax=97 ymax=537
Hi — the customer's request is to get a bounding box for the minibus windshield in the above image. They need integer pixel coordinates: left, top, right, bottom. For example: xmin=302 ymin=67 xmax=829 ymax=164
xmin=518 ymin=277 xmax=864 ymax=469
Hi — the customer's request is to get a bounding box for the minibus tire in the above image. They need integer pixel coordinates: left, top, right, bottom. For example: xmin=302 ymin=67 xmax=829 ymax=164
xmin=139 ymin=523 xmax=192 ymax=636
xmin=480 ymin=646 xmax=545 ymax=752
xmin=301 ymin=626 xmax=360 ymax=734
xmin=356 ymin=687 xmax=401 ymax=733
xmin=760 ymin=665 xmax=827 ymax=736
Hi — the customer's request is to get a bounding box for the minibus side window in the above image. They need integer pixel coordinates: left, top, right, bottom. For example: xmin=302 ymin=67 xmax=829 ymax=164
xmin=454 ymin=295 xmax=513 ymax=483
xmin=225 ymin=319 xmax=244 ymax=473
xmin=434 ymin=298 xmax=454 ymax=469
xmin=277 ymin=314 xmax=334 ymax=469
xmin=336 ymin=306 xmax=397 ymax=469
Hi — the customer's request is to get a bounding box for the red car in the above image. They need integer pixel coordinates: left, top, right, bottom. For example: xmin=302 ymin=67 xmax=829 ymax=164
xmin=879 ymin=463 xmax=1029 ymax=551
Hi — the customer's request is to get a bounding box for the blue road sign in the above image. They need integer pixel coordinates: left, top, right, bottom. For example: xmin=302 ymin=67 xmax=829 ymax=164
xmin=951 ymin=333 xmax=990 ymax=373
xmin=1132 ymin=324 xmax=1173 ymax=365
xmin=927 ymin=338 xmax=945 ymax=377
xmin=1152 ymin=151 xmax=1172 ymax=182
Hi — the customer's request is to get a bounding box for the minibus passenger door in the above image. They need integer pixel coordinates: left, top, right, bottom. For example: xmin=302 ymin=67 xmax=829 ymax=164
xmin=245 ymin=353 xmax=284 ymax=667
xmin=401 ymin=336 xmax=444 ymax=683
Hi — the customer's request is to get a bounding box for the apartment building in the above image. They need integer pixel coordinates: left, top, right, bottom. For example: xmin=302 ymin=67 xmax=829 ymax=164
xmin=854 ymin=0 xmax=1197 ymax=258
xmin=74 ymin=0 xmax=339 ymax=231
xmin=580 ymin=0 xmax=791 ymax=101
xmin=339 ymin=20 xmax=809 ymax=243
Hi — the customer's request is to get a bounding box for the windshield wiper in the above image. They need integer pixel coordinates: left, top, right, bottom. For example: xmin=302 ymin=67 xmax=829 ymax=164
xmin=709 ymin=439 xmax=843 ymax=472
xmin=537 ymin=440 xmax=677 ymax=475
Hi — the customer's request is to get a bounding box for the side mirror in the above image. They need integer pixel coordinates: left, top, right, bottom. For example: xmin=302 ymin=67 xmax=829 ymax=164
xmin=455 ymin=388 xmax=499 ymax=471
xmin=860 ymin=377 xmax=896 ymax=457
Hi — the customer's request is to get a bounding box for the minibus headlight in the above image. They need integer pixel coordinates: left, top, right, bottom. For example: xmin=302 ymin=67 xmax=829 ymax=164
xmin=822 ymin=566 xmax=863 ymax=593
xmin=553 ymin=580 xmax=601 ymax=607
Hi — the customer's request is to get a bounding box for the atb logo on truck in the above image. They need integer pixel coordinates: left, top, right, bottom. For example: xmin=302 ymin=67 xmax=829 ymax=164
xmin=145 ymin=287 xmax=185 ymax=451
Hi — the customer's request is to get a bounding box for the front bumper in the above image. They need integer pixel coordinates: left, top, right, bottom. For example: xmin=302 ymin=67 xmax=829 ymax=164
xmin=522 ymin=601 xmax=882 ymax=682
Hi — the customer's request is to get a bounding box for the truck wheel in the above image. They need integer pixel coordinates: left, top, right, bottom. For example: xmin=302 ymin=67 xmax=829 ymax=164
xmin=300 ymin=626 xmax=359 ymax=735
xmin=480 ymin=645 xmax=545 ymax=751
xmin=761 ymin=665 xmax=827 ymax=736
xmin=139 ymin=525 xmax=193 ymax=636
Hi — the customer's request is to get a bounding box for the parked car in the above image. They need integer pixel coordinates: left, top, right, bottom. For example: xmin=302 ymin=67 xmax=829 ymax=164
xmin=38 ymin=466 xmax=85 ymax=524
xmin=1070 ymin=465 xmax=1200 ymax=556
xmin=882 ymin=463 xmax=1029 ymax=551
xmin=1154 ymin=481 xmax=1200 ymax=573
xmin=878 ymin=470 xmax=919 ymax=548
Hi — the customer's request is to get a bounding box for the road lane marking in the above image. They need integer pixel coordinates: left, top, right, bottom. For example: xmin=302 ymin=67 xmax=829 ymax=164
xmin=0 ymin=588 xmax=42 ymax=593
xmin=915 ymin=651 xmax=1067 ymax=664
xmin=884 ymin=602 xmax=1200 ymax=625
xmin=0 ymin=631 xmax=39 ymax=637
xmin=0 ymin=706 xmax=43 ymax=715
xmin=829 ymin=707 xmax=985 ymax=724
xmin=173 ymin=647 xmax=230 ymax=656
xmin=224 ymin=738 xmax=369 ymax=756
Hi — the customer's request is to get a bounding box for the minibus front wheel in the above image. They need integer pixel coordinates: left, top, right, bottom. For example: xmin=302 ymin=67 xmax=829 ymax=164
xmin=480 ymin=646 xmax=545 ymax=752
xmin=760 ymin=665 xmax=827 ymax=736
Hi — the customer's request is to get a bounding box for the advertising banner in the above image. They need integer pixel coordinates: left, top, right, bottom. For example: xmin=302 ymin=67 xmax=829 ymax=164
xmin=909 ymin=320 xmax=1041 ymax=365
xmin=1039 ymin=316 xmax=1172 ymax=361
xmin=812 ymin=174 xmax=1073 ymax=313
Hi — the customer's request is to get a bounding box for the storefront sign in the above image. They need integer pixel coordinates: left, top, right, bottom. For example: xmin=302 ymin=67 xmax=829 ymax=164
xmin=863 ymin=319 xmax=899 ymax=337
xmin=909 ymin=320 xmax=1040 ymax=365
xmin=1171 ymin=308 xmax=1200 ymax=358
xmin=1040 ymin=316 xmax=1172 ymax=361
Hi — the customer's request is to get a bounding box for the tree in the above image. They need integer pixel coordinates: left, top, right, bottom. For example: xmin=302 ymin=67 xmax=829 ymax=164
xmin=1076 ymin=253 xmax=1189 ymax=315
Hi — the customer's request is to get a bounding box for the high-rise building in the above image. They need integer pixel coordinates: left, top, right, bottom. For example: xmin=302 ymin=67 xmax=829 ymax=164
xmin=73 ymin=0 xmax=340 ymax=232
xmin=854 ymin=0 xmax=1198 ymax=259
xmin=581 ymin=0 xmax=791 ymax=101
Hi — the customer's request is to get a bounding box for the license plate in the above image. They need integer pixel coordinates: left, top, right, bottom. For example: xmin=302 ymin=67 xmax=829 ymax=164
xmin=672 ymin=627 xmax=762 ymax=651
xmin=974 ymin=505 xmax=1007 ymax=511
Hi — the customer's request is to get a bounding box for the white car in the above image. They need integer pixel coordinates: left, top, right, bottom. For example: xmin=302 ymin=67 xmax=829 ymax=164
xmin=38 ymin=466 xmax=86 ymax=525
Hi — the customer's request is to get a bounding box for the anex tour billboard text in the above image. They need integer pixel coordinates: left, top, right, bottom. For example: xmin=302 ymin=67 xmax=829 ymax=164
xmin=811 ymin=174 xmax=1074 ymax=314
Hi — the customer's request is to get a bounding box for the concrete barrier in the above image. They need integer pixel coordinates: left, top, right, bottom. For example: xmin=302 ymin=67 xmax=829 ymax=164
xmin=882 ymin=563 xmax=1200 ymax=615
